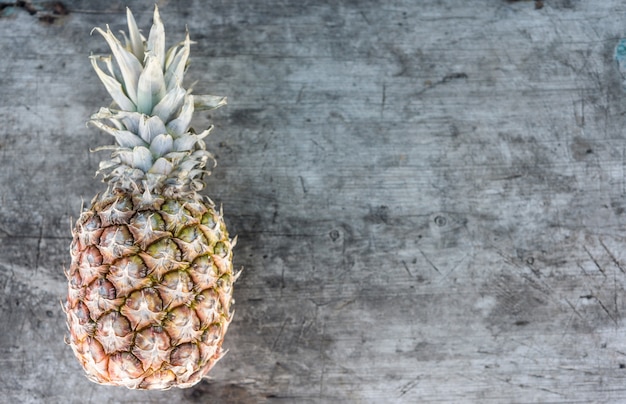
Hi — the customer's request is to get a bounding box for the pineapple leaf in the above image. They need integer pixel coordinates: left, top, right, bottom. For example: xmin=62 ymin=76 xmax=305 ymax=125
xmin=115 ymin=111 xmax=143 ymax=134
xmin=166 ymin=94 xmax=194 ymax=136
xmin=150 ymin=134 xmax=174 ymax=156
xmin=164 ymin=32 xmax=190 ymax=91
xmin=138 ymin=115 xmax=167 ymax=144
xmin=194 ymin=95 xmax=227 ymax=111
xmin=126 ymin=8 xmax=145 ymax=62
xmin=173 ymin=134 xmax=198 ymax=151
xmin=93 ymin=26 xmax=142 ymax=105
xmin=132 ymin=146 xmax=154 ymax=172
xmin=115 ymin=149 xmax=134 ymax=167
xmin=152 ymin=85 xmax=186 ymax=125
xmin=137 ymin=54 xmax=166 ymax=115
xmin=90 ymin=56 xmax=135 ymax=111
xmin=147 ymin=6 xmax=165 ymax=70
xmin=149 ymin=157 xmax=174 ymax=175
xmin=89 ymin=120 xmax=147 ymax=148
xmin=196 ymin=125 xmax=214 ymax=139
xmin=102 ymin=55 xmax=122 ymax=86
xmin=91 ymin=107 xmax=123 ymax=130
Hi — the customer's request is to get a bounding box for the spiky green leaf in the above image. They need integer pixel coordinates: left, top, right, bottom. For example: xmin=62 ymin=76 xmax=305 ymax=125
xmin=146 ymin=6 xmax=165 ymax=70
xmin=132 ymin=146 xmax=153 ymax=172
xmin=173 ymin=134 xmax=200 ymax=151
xmin=89 ymin=120 xmax=147 ymax=148
xmin=137 ymin=115 xmax=167 ymax=144
xmin=166 ymin=94 xmax=194 ymax=136
xmin=126 ymin=8 xmax=145 ymax=62
xmin=93 ymin=26 xmax=142 ymax=104
xmin=164 ymin=32 xmax=190 ymax=91
xmin=152 ymin=85 xmax=186 ymax=125
xmin=137 ymin=54 xmax=166 ymax=114
xmin=90 ymin=56 xmax=135 ymax=111
xmin=150 ymin=134 xmax=174 ymax=157
xmin=194 ymin=95 xmax=227 ymax=111
xmin=149 ymin=157 xmax=174 ymax=175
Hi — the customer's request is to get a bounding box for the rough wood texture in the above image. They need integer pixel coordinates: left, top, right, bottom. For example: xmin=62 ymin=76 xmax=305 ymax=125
xmin=3 ymin=0 xmax=626 ymax=402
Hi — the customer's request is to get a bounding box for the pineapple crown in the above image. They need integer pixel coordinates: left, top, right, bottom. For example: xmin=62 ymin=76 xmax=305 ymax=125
xmin=89 ymin=6 xmax=226 ymax=196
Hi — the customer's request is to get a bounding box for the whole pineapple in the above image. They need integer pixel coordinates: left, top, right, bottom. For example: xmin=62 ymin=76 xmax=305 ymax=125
xmin=64 ymin=6 xmax=237 ymax=390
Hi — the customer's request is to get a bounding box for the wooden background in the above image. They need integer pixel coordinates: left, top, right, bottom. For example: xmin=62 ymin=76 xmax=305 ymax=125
xmin=2 ymin=0 xmax=626 ymax=402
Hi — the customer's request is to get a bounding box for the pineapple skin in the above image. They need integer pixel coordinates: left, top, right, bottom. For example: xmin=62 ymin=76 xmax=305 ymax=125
xmin=66 ymin=186 xmax=235 ymax=389
xmin=63 ymin=6 xmax=237 ymax=389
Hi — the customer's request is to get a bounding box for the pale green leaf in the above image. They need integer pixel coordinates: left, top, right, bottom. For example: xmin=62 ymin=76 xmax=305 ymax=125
xmin=102 ymin=55 xmax=121 ymax=83
xmin=89 ymin=120 xmax=147 ymax=148
xmin=126 ymin=7 xmax=145 ymax=62
xmin=150 ymin=134 xmax=174 ymax=157
xmin=132 ymin=146 xmax=153 ymax=172
xmin=147 ymin=5 xmax=165 ymax=70
xmin=194 ymin=95 xmax=227 ymax=111
xmin=196 ymin=125 xmax=214 ymax=139
xmin=138 ymin=115 xmax=167 ymax=143
xmin=115 ymin=150 xmax=134 ymax=167
xmin=115 ymin=111 xmax=143 ymax=133
xmin=93 ymin=25 xmax=142 ymax=105
xmin=164 ymin=32 xmax=190 ymax=91
xmin=90 ymin=107 xmax=122 ymax=130
xmin=89 ymin=56 xmax=135 ymax=111
xmin=152 ymin=85 xmax=186 ymax=124
xmin=166 ymin=94 xmax=194 ymax=135
xmin=149 ymin=157 xmax=174 ymax=175
xmin=173 ymin=134 xmax=199 ymax=151
xmin=136 ymin=54 xmax=166 ymax=114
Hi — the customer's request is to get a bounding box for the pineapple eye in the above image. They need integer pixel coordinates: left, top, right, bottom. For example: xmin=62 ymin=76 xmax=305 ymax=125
xmin=95 ymin=279 xmax=117 ymax=300
xmin=213 ymin=242 xmax=228 ymax=257
xmin=201 ymin=213 xmax=217 ymax=228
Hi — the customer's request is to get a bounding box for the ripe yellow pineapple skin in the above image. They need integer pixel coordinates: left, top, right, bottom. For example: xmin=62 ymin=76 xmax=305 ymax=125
xmin=65 ymin=187 xmax=235 ymax=389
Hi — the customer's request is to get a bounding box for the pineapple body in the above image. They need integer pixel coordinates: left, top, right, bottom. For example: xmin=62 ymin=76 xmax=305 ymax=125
xmin=64 ymin=6 xmax=236 ymax=389
xmin=67 ymin=187 xmax=234 ymax=389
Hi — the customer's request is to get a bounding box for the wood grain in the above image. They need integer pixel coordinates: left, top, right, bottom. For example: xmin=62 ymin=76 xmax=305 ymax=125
xmin=2 ymin=0 xmax=626 ymax=402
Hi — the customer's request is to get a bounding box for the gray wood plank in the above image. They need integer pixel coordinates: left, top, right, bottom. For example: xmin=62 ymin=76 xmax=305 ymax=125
xmin=3 ymin=0 xmax=626 ymax=402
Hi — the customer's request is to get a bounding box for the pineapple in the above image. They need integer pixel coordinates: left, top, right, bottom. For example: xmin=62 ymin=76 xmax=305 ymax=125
xmin=64 ymin=6 xmax=237 ymax=390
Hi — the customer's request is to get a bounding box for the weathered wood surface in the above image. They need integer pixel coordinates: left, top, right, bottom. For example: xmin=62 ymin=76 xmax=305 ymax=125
xmin=3 ymin=0 xmax=626 ymax=402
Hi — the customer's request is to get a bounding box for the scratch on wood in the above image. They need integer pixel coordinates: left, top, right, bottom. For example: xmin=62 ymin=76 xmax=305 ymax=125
xmin=583 ymin=246 xmax=606 ymax=277
xmin=577 ymin=262 xmax=590 ymax=277
xmin=418 ymin=247 xmax=440 ymax=274
xmin=596 ymin=298 xmax=617 ymax=325
xmin=561 ymin=297 xmax=585 ymax=338
xmin=299 ymin=176 xmax=307 ymax=194
xmin=296 ymin=319 xmax=312 ymax=344
xmin=494 ymin=374 xmax=565 ymax=398
xmin=334 ymin=298 xmax=356 ymax=311
xmin=572 ymin=99 xmax=585 ymax=127
xmin=272 ymin=318 xmax=288 ymax=351
xmin=401 ymin=260 xmax=413 ymax=277
xmin=319 ymin=320 xmax=326 ymax=399
xmin=280 ymin=265 xmax=286 ymax=299
xmin=0 ymin=224 xmax=12 ymax=236
xmin=599 ymin=238 xmax=625 ymax=274
xmin=440 ymin=252 xmax=468 ymax=281
xmin=582 ymin=294 xmax=618 ymax=326
xmin=359 ymin=10 xmax=370 ymax=25
xmin=398 ymin=376 xmax=420 ymax=397
xmin=564 ymin=297 xmax=584 ymax=320
xmin=415 ymin=72 xmax=468 ymax=96
xmin=296 ymin=85 xmax=305 ymax=103
xmin=35 ymin=223 xmax=43 ymax=271
xmin=380 ymin=82 xmax=386 ymax=119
